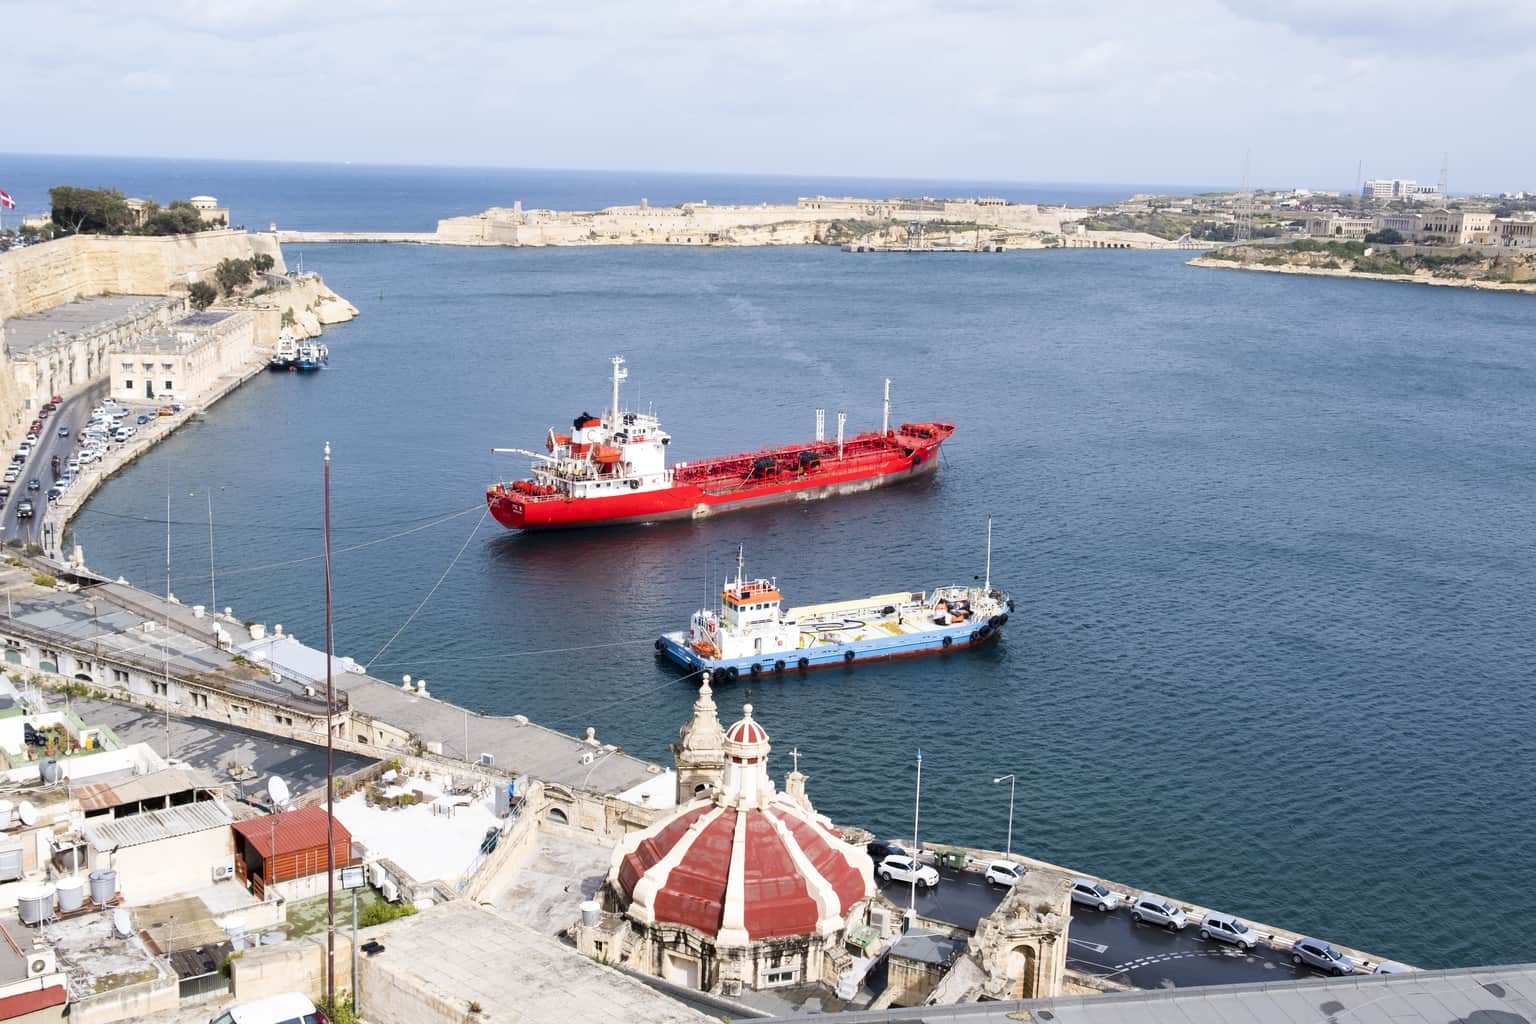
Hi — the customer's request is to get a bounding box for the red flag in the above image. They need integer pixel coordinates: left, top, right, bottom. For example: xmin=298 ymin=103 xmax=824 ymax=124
xmin=0 ymin=191 xmax=14 ymax=209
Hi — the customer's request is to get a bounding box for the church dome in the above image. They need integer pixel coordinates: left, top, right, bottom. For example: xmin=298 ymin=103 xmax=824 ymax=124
xmin=613 ymin=704 xmax=873 ymax=945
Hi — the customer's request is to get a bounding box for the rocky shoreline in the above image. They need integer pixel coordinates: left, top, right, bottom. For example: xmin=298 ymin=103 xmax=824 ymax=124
xmin=1188 ymin=253 xmax=1536 ymax=294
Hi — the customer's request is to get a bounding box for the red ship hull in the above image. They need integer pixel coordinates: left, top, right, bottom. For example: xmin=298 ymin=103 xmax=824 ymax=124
xmin=487 ymin=422 xmax=954 ymax=531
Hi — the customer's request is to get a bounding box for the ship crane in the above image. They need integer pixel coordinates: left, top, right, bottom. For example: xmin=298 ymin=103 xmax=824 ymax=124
xmin=491 ymin=447 xmax=558 ymax=463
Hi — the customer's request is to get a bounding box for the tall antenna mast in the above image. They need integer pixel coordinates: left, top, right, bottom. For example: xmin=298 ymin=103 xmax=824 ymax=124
xmin=984 ymin=517 xmax=992 ymax=592
xmin=323 ymin=441 xmax=336 ymax=1009
xmin=1234 ymin=149 xmax=1253 ymax=242
xmin=882 ymin=379 xmax=891 ymax=436
xmin=1438 ymin=152 xmax=1450 ymax=205
xmin=735 ymin=545 xmax=744 ymax=589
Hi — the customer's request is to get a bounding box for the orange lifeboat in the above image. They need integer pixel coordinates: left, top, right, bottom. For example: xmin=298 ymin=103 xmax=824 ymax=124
xmin=592 ymin=444 xmax=623 ymax=465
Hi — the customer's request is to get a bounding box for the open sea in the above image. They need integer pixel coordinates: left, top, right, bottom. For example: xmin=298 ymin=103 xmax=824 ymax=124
xmin=13 ymin=155 xmax=1536 ymax=971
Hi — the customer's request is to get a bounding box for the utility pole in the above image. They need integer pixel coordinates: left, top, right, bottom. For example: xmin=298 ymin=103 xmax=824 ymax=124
xmin=1234 ymin=149 xmax=1253 ymax=242
xmin=323 ymin=441 xmax=336 ymax=1009
xmin=907 ymin=748 xmax=923 ymax=927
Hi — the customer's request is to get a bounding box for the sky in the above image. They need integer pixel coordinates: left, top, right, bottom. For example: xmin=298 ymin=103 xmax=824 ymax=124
xmin=5 ymin=0 xmax=1534 ymax=192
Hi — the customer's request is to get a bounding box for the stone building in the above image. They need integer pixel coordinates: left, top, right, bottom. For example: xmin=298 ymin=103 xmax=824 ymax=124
xmin=108 ymin=310 xmax=254 ymax=403
xmin=928 ymin=868 xmax=1071 ymax=1003
xmin=582 ymin=682 xmax=874 ymax=995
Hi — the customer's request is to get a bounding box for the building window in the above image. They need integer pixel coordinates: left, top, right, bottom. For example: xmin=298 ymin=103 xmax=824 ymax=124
xmin=124 ymin=380 xmax=134 ymax=391
xmin=764 ymin=968 xmax=797 ymax=986
xmin=192 ymin=692 xmax=209 ymax=709
xmin=229 ymin=704 xmax=248 ymax=717
xmin=151 ymin=681 xmax=169 ymax=696
xmin=275 ymin=714 xmax=294 ymax=727
xmin=112 ymin=669 xmax=129 ymax=683
xmin=163 ymin=380 xmax=173 ymax=391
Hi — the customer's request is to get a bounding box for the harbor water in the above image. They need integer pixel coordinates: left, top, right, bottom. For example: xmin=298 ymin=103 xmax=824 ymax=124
xmin=47 ymin=163 xmax=1536 ymax=972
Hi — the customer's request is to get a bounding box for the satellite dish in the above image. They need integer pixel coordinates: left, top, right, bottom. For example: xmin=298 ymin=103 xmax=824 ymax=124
xmin=267 ymin=776 xmax=290 ymax=808
xmin=112 ymin=907 xmax=132 ymax=938
xmin=16 ymin=801 xmax=36 ymax=827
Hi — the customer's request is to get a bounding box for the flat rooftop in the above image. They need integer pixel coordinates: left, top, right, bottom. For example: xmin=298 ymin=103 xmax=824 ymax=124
xmin=1 ymin=295 xmax=174 ymax=355
xmin=361 ymin=902 xmax=707 ymax=1023
xmin=774 ymin=962 xmax=1536 ymax=1024
xmin=336 ymin=675 xmax=668 ymax=796
xmin=69 ymin=696 xmax=375 ymax=805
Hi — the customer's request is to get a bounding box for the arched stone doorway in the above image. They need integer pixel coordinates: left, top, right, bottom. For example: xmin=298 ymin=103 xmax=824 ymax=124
xmin=1007 ymin=944 xmax=1037 ymax=999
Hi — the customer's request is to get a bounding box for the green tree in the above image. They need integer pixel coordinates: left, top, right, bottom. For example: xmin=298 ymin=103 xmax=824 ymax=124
xmin=1364 ymin=228 xmax=1404 ymax=245
xmin=141 ymin=200 xmax=206 ymax=235
xmin=214 ymin=258 xmax=254 ymax=293
xmin=48 ymin=186 xmax=133 ymax=235
xmin=252 ymin=252 xmax=275 ymax=273
xmin=188 ymin=281 xmax=217 ymax=310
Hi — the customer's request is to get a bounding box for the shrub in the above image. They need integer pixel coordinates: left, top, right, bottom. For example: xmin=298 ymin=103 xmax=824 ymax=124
xmin=188 ymin=281 xmax=217 ymax=310
xmin=32 ymin=574 xmax=56 ymax=588
xmin=359 ymin=900 xmax=418 ymax=927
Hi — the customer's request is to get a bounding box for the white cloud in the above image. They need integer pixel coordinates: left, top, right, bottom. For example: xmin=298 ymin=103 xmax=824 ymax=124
xmin=2 ymin=0 xmax=1533 ymax=190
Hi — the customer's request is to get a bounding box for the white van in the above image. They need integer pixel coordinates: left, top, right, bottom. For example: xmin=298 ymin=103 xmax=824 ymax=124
xmin=208 ymin=992 xmax=326 ymax=1024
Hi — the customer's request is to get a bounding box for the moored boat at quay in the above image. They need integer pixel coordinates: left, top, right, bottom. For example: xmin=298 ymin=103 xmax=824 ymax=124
xmin=267 ymin=328 xmax=298 ymax=370
xmin=657 ymin=548 xmax=1011 ymax=678
xmin=485 ymin=357 xmax=954 ymax=531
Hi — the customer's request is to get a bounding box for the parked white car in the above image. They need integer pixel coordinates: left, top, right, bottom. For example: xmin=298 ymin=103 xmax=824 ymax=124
xmin=1130 ymin=896 xmax=1188 ymax=930
xmin=984 ymin=860 xmax=1025 ymax=887
xmin=208 ymin=991 xmax=325 ymax=1024
xmin=878 ymin=854 xmax=940 ymax=890
xmin=1199 ymin=911 xmax=1259 ymax=950
xmin=1070 ymin=878 xmax=1125 ymax=912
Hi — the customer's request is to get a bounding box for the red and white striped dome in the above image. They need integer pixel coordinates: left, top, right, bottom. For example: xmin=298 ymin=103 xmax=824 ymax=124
xmin=614 ymin=791 xmax=872 ymax=943
xmin=724 ymin=704 xmax=768 ymax=748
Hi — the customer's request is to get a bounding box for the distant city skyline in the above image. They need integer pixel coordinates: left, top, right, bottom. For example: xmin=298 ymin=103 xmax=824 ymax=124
xmin=7 ymin=1 xmax=1534 ymax=194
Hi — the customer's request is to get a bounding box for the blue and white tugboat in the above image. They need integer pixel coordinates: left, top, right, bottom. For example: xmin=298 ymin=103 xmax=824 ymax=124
xmin=293 ymin=340 xmax=328 ymax=371
xmin=657 ymin=539 xmax=1011 ymax=680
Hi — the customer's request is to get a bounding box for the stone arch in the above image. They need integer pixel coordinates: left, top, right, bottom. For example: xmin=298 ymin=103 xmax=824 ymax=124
xmin=1007 ymin=943 xmax=1038 ymax=1000
xmin=547 ymin=807 xmax=569 ymax=826
xmin=692 ymin=782 xmax=712 ymax=798
xmin=73 ymin=673 xmax=93 ymax=683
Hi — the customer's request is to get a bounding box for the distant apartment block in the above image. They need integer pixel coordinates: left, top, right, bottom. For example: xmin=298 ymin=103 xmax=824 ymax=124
xmin=1362 ymin=179 xmax=1441 ymax=202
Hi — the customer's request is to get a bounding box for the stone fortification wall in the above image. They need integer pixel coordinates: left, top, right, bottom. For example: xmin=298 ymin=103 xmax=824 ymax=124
xmin=0 ymin=229 xmax=285 ymax=322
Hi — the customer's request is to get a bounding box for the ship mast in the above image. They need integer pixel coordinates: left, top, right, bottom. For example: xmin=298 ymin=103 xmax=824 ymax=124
xmin=883 ymin=378 xmax=890 ymax=436
xmin=610 ymin=355 xmax=628 ymax=426
xmin=735 ymin=544 xmax=744 ymax=590
xmin=984 ymin=517 xmax=992 ymax=593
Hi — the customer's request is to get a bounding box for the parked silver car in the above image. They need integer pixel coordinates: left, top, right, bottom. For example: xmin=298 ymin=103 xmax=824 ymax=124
xmin=1070 ymin=878 xmax=1124 ymax=911
xmin=1292 ymin=937 xmax=1354 ymax=975
xmin=1130 ymin=897 xmax=1187 ymax=930
xmin=1199 ymin=911 xmax=1259 ymax=950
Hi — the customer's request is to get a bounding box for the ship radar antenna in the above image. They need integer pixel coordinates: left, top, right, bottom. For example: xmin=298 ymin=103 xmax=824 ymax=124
xmin=610 ymin=355 xmax=628 ymax=424
xmin=735 ymin=545 xmax=744 ymax=589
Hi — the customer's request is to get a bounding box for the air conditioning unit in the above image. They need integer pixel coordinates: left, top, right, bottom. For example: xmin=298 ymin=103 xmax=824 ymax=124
xmin=27 ymin=950 xmax=55 ymax=977
xmin=578 ymin=752 xmax=595 ymax=766
xmin=479 ymin=753 xmax=496 ymax=767
xmin=211 ymin=863 xmax=235 ymax=882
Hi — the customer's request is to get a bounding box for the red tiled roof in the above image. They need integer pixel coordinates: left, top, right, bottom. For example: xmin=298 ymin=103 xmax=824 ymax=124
xmin=232 ymin=804 xmax=351 ymax=858
xmin=0 ymin=983 xmax=67 ymax=1015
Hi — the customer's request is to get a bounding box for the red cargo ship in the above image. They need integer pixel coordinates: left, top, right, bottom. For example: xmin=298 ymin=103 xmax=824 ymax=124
xmin=486 ymin=358 xmax=954 ymax=531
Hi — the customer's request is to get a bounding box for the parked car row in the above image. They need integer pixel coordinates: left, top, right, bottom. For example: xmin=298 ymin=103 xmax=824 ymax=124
xmin=867 ymin=839 xmax=1027 ymax=892
xmin=1068 ymin=877 xmax=1397 ymax=976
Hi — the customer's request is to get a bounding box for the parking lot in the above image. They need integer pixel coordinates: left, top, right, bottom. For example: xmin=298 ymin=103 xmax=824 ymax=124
xmin=2 ymin=380 xmax=105 ymax=542
xmin=872 ymin=859 xmax=1387 ymax=991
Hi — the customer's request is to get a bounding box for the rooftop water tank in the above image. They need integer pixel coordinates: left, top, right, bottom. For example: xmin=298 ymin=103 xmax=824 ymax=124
xmin=0 ymin=844 xmax=22 ymax=883
xmin=88 ymin=868 xmax=118 ymax=906
xmin=55 ymin=876 xmax=85 ymax=913
xmin=16 ymin=881 xmax=55 ymax=926
xmin=39 ymin=758 xmax=63 ymax=785
xmin=580 ymin=900 xmax=600 ymax=927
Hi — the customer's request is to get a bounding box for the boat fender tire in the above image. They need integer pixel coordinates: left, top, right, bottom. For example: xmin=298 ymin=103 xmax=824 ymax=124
xmin=996 ymin=613 xmax=1009 ymax=627
xmin=750 ymin=663 xmax=762 ymax=677
xmin=797 ymin=657 xmax=810 ymax=671
xmin=1007 ymin=599 xmax=1016 ymax=612
xmin=725 ymin=666 xmax=739 ymax=681
xmin=979 ymin=625 xmax=993 ymax=640
xmin=970 ymin=630 xmax=982 ymax=643
xmin=843 ymin=650 xmax=855 ymax=663
xmin=942 ymin=635 xmax=953 ymax=648
xmin=629 ymin=480 xmax=640 ymax=490
xmin=654 ymin=638 xmax=664 ymax=651
xmin=774 ymin=660 xmax=785 ymax=673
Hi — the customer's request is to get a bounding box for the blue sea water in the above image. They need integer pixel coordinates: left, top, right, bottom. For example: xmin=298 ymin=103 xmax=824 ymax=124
xmin=21 ymin=156 xmax=1536 ymax=971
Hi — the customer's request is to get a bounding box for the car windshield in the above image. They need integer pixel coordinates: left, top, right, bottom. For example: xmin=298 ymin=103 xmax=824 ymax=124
xmin=1231 ymin=920 xmax=1248 ymax=933
xmin=1091 ymin=883 xmax=1109 ymax=897
xmin=1323 ymin=945 xmax=1342 ymax=960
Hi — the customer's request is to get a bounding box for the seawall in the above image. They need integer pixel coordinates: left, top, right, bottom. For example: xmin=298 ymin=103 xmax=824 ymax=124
xmin=1188 ymin=254 xmax=1536 ymax=294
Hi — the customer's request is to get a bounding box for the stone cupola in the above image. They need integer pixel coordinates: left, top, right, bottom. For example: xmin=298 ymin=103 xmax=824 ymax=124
xmin=673 ymin=673 xmax=726 ymax=804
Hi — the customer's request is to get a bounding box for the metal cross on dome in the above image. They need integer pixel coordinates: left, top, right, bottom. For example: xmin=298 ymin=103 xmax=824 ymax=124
xmin=790 ymin=747 xmax=800 ymax=773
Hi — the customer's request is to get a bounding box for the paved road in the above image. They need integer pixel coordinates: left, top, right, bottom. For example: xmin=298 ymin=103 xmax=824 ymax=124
xmin=875 ymin=864 xmax=1370 ymax=991
xmin=875 ymin=865 xmax=1009 ymax=932
xmin=2 ymin=380 xmax=107 ymax=544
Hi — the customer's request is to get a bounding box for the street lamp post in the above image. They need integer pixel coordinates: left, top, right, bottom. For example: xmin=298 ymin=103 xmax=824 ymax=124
xmin=992 ymin=774 xmax=1015 ymax=859
xmin=907 ymin=748 xmax=923 ymax=928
